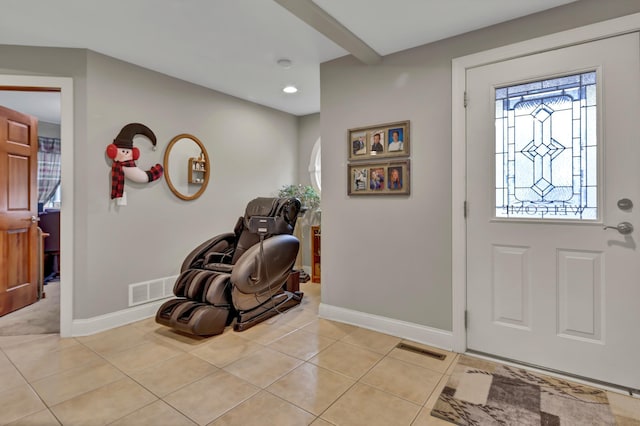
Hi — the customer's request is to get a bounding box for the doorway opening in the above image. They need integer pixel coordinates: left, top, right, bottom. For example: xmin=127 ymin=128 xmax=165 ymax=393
xmin=0 ymin=75 xmax=74 ymax=337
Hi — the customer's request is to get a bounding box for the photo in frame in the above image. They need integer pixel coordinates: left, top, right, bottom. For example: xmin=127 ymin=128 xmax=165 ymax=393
xmin=347 ymin=159 xmax=410 ymax=195
xmin=348 ymin=120 xmax=410 ymax=161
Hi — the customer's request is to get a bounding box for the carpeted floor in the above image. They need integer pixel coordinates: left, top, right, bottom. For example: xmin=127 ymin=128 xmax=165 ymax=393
xmin=431 ymin=354 xmax=624 ymax=426
xmin=0 ymin=280 xmax=60 ymax=335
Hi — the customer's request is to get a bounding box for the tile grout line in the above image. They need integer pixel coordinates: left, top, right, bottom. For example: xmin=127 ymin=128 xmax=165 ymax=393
xmin=0 ymin=336 xmax=69 ymax=425
xmin=73 ymin=331 xmax=212 ymax=425
xmin=2 ymin=286 xmax=461 ymax=425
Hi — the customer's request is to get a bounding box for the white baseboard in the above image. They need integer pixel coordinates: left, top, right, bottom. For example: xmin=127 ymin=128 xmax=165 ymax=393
xmin=71 ymin=298 xmax=170 ymax=336
xmin=71 ymin=300 xmax=456 ymax=348
xmin=319 ymin=303 xmax=453 ymax=352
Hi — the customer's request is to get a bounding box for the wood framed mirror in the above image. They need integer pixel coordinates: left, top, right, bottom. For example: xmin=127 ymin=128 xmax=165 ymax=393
xmin=164 ymin=133 xmax=210 ymax=201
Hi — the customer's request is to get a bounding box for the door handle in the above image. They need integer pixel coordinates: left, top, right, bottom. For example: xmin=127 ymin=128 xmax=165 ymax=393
xmin=22 ymin=215 xmax=40 ymax=223
xmin=603 ymin=221 xmax=633 ymax=235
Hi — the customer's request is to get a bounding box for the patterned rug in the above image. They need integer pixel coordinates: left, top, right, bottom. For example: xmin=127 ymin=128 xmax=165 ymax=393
xmin=431 ymin=355 xmax=618 ymax=426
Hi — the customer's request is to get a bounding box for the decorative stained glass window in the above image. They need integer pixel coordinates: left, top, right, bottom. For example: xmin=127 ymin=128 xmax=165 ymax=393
xmin=495 ymin=71 xmax=597 ymax=220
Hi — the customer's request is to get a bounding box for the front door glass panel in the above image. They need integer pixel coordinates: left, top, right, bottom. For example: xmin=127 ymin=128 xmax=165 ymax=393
xmin=495 ymin=71 xmax=597 ymax=220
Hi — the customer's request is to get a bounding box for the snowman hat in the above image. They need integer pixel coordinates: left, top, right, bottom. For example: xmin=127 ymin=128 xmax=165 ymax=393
xmin=113 ymin=123 xmax=156 ymax=150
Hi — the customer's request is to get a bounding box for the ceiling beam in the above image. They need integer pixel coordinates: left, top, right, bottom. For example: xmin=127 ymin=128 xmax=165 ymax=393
xmin=273 ymin=0 xmax=382 ymax=65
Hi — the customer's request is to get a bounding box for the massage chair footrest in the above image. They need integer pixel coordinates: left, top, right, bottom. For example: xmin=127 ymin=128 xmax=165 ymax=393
xmin=156 ymin=298 xmax=232 ymax=337
xmin=233 ymin=290 xmax=303 ymax=332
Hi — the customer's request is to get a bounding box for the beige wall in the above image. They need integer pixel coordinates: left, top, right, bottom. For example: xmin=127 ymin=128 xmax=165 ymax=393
xmin=4 ymin=0 xmax=640 ymax=332
xmin=296 ymin=113 xmax=321 ymax=270
xmin=38 ymin=121 xmax=61 ymax=139
xmin=1 ymin=46 xmax=299 ymax=319
xmin=297 ymin=113 xmax=320 ymax=187
xmin=319 ymin=0 xmax=640 ymax=331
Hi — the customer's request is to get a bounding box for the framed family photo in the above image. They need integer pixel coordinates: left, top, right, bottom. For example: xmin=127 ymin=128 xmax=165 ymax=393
xmin=347 ymin=159 xmax=410 ymax=196
xmin=348 ymin=120 xmax=410 ymax=161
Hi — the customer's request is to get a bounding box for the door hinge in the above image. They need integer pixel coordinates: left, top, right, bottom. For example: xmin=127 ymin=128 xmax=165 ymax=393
xmin=465 ymin=310 xmax=468 ymax=328
xmin=463 ymin=201 xmax=467 ymax=218
xmin=463 ymin=91 xmax=468 ymax=108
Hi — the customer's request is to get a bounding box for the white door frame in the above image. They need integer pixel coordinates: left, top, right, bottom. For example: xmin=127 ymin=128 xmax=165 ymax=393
xmin=451 ymin=13 xmax=640 ymax=354
xmin=0 ymin=75 xmax=74 ymax=337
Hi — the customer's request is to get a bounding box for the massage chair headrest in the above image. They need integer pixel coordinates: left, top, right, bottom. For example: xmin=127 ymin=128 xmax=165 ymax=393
xmin=241 ymin=197 xmax=300 ymax=236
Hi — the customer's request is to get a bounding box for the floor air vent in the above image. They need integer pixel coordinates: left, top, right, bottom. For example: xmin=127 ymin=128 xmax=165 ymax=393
xmin=395 ymin=343 xmax=446 ymax=360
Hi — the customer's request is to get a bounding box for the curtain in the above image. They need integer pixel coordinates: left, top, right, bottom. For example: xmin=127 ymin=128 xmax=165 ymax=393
xmin=37 ymin=137 xmax=61 ymax=204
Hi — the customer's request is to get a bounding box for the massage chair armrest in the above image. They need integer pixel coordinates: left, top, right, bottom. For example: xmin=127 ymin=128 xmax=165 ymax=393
xmin=181 ymin=232 xmax=236 ymax=272
xmin=204 ymin=251 xmax=233 ymax=265
xmin=204 ymin=263 xmax=234 ymax=273
xmin=231 ymin=234 xmax=299 ymax=294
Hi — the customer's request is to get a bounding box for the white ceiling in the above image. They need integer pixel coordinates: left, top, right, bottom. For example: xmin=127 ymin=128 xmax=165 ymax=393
xmin=0 ymin=0 xmax=577 ymax=123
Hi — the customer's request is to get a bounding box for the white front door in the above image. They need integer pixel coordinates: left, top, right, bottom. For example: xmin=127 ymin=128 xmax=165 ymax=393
xmin=466 ymin=32 xmax=640 ymax=390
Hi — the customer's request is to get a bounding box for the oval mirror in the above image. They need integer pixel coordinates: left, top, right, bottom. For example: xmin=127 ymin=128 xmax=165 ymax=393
xmin=164 ymin=134 xmax=210 ymax=201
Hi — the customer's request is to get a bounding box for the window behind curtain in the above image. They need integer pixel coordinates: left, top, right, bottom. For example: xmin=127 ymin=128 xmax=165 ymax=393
xmin=38 ymin=136 xmax=62 ymax=208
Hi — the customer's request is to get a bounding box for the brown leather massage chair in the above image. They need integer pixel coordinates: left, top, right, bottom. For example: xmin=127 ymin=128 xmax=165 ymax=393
xmin=156 ymin=197 xmax=303 ymax=336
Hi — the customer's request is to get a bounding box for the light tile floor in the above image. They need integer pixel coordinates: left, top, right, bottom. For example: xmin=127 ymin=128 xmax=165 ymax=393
xmin=0 ymin=281 xmax=638 ymax=425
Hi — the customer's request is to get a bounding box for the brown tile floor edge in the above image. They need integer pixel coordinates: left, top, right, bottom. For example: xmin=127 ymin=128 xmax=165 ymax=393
xmin=0 ymin=281 xmax=638 ymax=425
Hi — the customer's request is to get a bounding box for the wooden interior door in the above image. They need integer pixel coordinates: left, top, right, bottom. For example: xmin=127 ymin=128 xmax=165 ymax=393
xmin=0 ymin=105 xmax=39 ymax=316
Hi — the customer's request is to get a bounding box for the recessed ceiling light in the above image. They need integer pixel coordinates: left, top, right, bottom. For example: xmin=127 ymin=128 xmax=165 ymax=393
xmin=277 ymin=58 xmax=292 ymax=69
xmin=283 ymin=85 xmax=298 ymax=94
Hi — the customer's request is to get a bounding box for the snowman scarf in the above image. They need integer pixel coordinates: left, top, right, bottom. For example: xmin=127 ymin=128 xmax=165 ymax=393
xmin=110 ymin=160 xmax=137 ymax=199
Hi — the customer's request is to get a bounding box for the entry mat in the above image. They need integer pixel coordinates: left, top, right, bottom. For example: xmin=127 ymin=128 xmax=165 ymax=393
xmin=430 ymin=354 xmax=637 ymax=425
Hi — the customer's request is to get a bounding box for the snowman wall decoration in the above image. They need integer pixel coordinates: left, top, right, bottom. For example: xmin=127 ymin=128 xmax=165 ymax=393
xmin=106 ymin=123 xmax=163 ymax=204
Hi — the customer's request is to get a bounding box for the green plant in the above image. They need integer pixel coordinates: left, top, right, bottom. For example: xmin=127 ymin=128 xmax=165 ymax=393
xmin=278 ymin=184 xmax=320 ymax=211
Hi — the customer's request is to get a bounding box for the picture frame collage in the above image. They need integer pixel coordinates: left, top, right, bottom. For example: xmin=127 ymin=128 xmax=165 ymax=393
xmin=347 ymin=120 xmax=410 ymax=195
